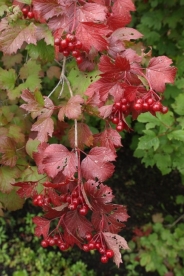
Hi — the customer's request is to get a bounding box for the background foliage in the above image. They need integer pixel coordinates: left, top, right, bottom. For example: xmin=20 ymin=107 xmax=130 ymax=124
xmin=0 ymin=0 xmax=184 ymax=275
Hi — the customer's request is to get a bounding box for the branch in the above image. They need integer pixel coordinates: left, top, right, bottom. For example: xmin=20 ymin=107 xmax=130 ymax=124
xmin=166 ymin=214 xmax=184 ymax=228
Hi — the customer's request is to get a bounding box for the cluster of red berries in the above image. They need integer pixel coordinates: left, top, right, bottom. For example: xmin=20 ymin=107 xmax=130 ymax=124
xmin=54 ymin=34 xmax=83 ymax=64
xmin=109 ymin=96 xmax=168 ymax=132
xmin=82 ymin=233 xmax=114 ymax=263
xmin=21 ymin=6 xmax=34 ymax=19
xmin=60 ymin=188 xmax=89 ymax=216
xmin=41 ymin=234 xmax=70 ymax=251
xmin=33 ymin=188 xmax=89 ymax=216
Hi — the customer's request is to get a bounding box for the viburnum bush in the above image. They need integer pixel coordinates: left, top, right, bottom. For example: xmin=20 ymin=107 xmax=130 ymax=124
xmin=0 ymin=0 xmax=177 ymax=267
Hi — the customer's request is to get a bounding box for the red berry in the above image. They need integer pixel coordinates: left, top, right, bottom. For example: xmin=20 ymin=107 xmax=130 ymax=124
xmin=63 ymin=50 xmax=70 ymax=56
xmin=22 ymin=7 xmax=29 ymax=16
xmin=60 ymin=194 xmax=67 ymax=202
xmin=33 ymin=197 xmax=38 ymax=206
xmin=161 ymin=106 xmax=168 ymax=114
xmin=68 ymin=203 xmax=77 ymax=210
xmin=54 ymin=38 xmax=60 ymax=46
xmin=27 ymin=11 xmax=34 ymax=19
xmin=121 ymin=98 xmax=127 ymax=104
xmin=72 ymin=197 xmax=79 ymax=205
xmin=72 ymin=190 xmax=79 ymax=198
xmin=85 ymin=233 xmax=92 ymax=241
xmin=106 ymin=249 xmax=114 ymax=258
xmin=82 ymin=244 xmax=89 ymax=252
xmin=59 ymin=243 xmax=67 ymax=251
xmin=146 ymin=98 xmax=154 ymax=105
xmin=112 ymin=117 xmax=119 ymax=124
xmin=152 ymin=102 xmax=161 ymax=112
xmin=95 ymin=242 xmax=101 ymax=250
xmin=60 ymin=39 xmax=68 ymax=49
xmin=74 ymin=40 xmax=82 ymax=49
xmin=135 ymin=98 xmax=143 ymax=104
xmin=41 ymin=240 xmax=49 ymax=248
xmin=68 ymin=42 xmax=75 ymax=51
xmin=133 ymin=103 xmax=142 ymax=111
xmin=76 ymin=56 xmax=83 ymax=64
xmin=88 ymin=242 xmax=95 ymax=250
xmin=114 ymin=102 xmax=121 ymax=110
xmin=79 ymin=205 xmax=88 ymax=216
xmin=66 ymin=195 xmax=71 ymax=203
xmin=99 ymin=247 xmax=106 ymax=254
xmin=116 ymin=121 xmax=124 ymax=132
xmin=48 ymin=238 xmax=55 ymax=246
xmin=37 ymin=198 xmax=44 ymax=206
xmin=142 ymin=102 xmax=149 ymax=111
xmin=101 ymin=255 xmax=108 ymax=263
xmin=66 ymin=33 xmax=76 ymax=42
xmin=72 ymin=50 xmax=81 ymax=58
xmin=121 ymin=104 xmax=127 ymax=112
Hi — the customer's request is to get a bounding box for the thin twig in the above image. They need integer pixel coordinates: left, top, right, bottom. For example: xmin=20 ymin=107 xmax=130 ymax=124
xmin=166 ymin=214 xmax=184 ymax=228
xmin=63 ymin=75 xmax=74 ymax=97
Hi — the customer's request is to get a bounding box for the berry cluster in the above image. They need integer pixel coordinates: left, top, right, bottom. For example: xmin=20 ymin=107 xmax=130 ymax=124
xmin=54 ymin=34 xmax=83 ymax=64
xmin=109 ymin=96 xmax=168 ymax=132
xmin=21 ymin=5 xmax=34 ymax=19
xmin=82 ymin=233 xmax=114 ymax=263
xmin=61 ymin=188 xmax=89 ymax=215
xmin=41 ymin=234 xmax=70 ymax=251
xmin=33 ymin=187 xmax=89 ymax=216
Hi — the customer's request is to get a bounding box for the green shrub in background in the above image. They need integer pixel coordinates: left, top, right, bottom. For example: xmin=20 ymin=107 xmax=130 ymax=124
xmin=130 ymin=0 xmax=184 ymax=181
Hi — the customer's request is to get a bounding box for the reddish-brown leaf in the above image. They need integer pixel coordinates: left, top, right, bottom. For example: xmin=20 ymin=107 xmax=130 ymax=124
xmin=0 ymin=136 xmax=17 ymax=167
xmin=58 ymin=95 xmax=84 ymax=121
xmin=77 ymin=3 xmax=108 ymax=23
xmin=68 ymin=122 xmax=93 ymax=150
xmin=93 ymin=128 xmax=122 ymax=151
xmin=33 ymin=0 xmax=63 ymax=20
xmin=32 ymin=217 xmax=50 ymax=239
xmin=13 ymin=181 xmax=37 ymax=198
xmin=146 ymin=56 xmax=177 ymax=92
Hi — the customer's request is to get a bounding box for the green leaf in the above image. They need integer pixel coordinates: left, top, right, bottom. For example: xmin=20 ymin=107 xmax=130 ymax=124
xmin=172 ymin=94 xmax=184 ymax=115
xmin=19 ymin=59 xmax=41 ymax=80
xmin=25 ymin=138 xmax=40 ymax=158
xmin=67 ymin=62 xmax=100 ymax=96
xmin=0 ymin=188 xmax=24 ymax=212
xmin=0 ymin=4 xmax=8 ymax=16
xmin=0 ymin=166 xmax=21 ymax=193
xmin=137 ymin=112 xmax=159 ymax=129
xmin=137 ymin=130 xmax=159 ymax=150
xmin=1 ymin=53 xmax=23 ymax=69
xmin=0 ymin=68 xmax=16 ymax=90
xmin=156 ymin=111 xmax=174 ymax=127
xmin=154 ymin=153 xmax=172 ymax=175
xmin=26 ymin=40 xmax=54 ymax=62
xmin=13 ymin=271 xmax=28 ymax=276
xmin=140 ymin=252 xmax=151 ymax=266
xmin=176 ymin=195 xmax=184 ymax=205
xmin=167 ymin=130 xmax=184 ymax=141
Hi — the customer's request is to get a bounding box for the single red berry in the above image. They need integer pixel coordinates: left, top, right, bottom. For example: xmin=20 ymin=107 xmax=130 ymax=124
xmin=41 ymin=240 xmax=49 ymax=248
xmin=74 ymin=40 xmax=82 ymax=49
xmin=60 ymin=39 xmax=68 ymax=49
xmin=146 ymin=98 xmax=154 ymax=105
xmin=161 ymin=106 xmax=168 ymax=114
xmin=95 ymin=242 xmax=101 ymax=250
xmin=101 ymin=255 xmax=108 ymax=263
xmin=114 ymin=102 xmax=121 ymax=110
xmin=121 ymin=104 xmax=127 ymax=112
xmin=152 ymin=102 xmax=161 ymax=112
xmin=37 ymin=198 xmax=44 ymax=207
xmin=72 ymin=190 xmax=79 ymax=198
xmin=142 ymin=102 xmax=149 ymax=111
xmin=112 ymin=117 xmax=119 ymax=124
xmin=63 ymin=50 xmax=70 ymax=57
xmin=54 ymin=37 xmax=60 ymax=46
xmin=27 ymin=11 xmax=34 ymax=19
xmin=57 ymin=239 xmax=63 ymax=246
xmin=68 ymin=203 xmax=77 ymax=210
xmin=88 ymin=242 xmax=95 ymax=250
xmin=59 ymin=243 xmax=67 ymax=251
xmin=66 ymin=33 xmax=76 ymax=42
xmin=72 ymin=50 xmax=81 ymax=58
xmin=82 ymin=244 xmax=89 ymax=252
xmin=106 ymin=249 xmax=114 ymax=258
xmin=66 ymin=195 xmax=71 ymax=203
xmin=121 ymin=98 xmax=127 ymax=104
xmin=79 ymin=205 xmax=88 ymax=216
xmin=85 ymin=233 xmax=92 ymax=241
xmin=48 ymin=238 xmax=55 ymax=246
xmin=116 ymin=122 xmax=124 ymax=132
xmin=76 ymin=56 xmax=83 ymax=64
xmin=33 ymin=197 xmax=38 ymax=206
xmin=72 ymin=197 xmax=79 ymax=205
xmin=68 ymin=42 xmax=75 ymax=51
xmin=22 ymin=7 xmax=29 ymax=16
xmin=99 ymin=247 xmax=106 ymax=255
xmin=133 ymin=103 xmax=142 ymax=111
xmin=135 ymin=98 xmax=143 ymax=104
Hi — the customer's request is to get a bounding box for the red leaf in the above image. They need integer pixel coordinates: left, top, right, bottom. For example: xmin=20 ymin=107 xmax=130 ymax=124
xmin=92 ymin=204 xmax=129 ymax=233
xmin=103 ymin=232 xmax=129 ymax=267
xmin=42 ymin=144 xmax=77 ymax=178
xmin=98 ymin=105 xmax=113 ymax=119
xmin=58 ymin=95 xmax=84 ymax=121
xmin=110 ymin=27 xmax=143 ymax=42
xmin=33 ymin=0 xmax=63 ymax=20
xmin=33 ymin=142 xmax=49 ymax=174
xmin=146 ymin=56 xmax=177 ymax=92
xmin=68 ymin=123 xmax=93 ymax=150
xmin=112 ymin=0 xmax=135 ymax=15
xmin=32 ymin=217 xmax=50 ymax=239
xmin=81 ymin=147 xmax=116 ymax=182
xmin=93 ymin=128 xmax=122 ymax=151
xmin=76 ymin=22 xmax=110 ymax=52
xmin=84 ymin=180 xmax=114 ymax=209
xmin=107 ymin=13 xmax=131 ymax=30
xmin=13 ymin=181 xmax=37 ymax=198
xmin=77 ymin=3 xmax=108 ymax=23
xmin=47 ymin=188 xmax=62 ymax=206
xmin=31 ymin=117 xmax=54 ymax=143
xmin=62 ymin=210 xmax=93 ymax=241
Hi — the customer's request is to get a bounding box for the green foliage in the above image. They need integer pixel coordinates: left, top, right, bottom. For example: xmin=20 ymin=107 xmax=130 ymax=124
xmin=131 ymin=1 xmax=184 ymax=180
